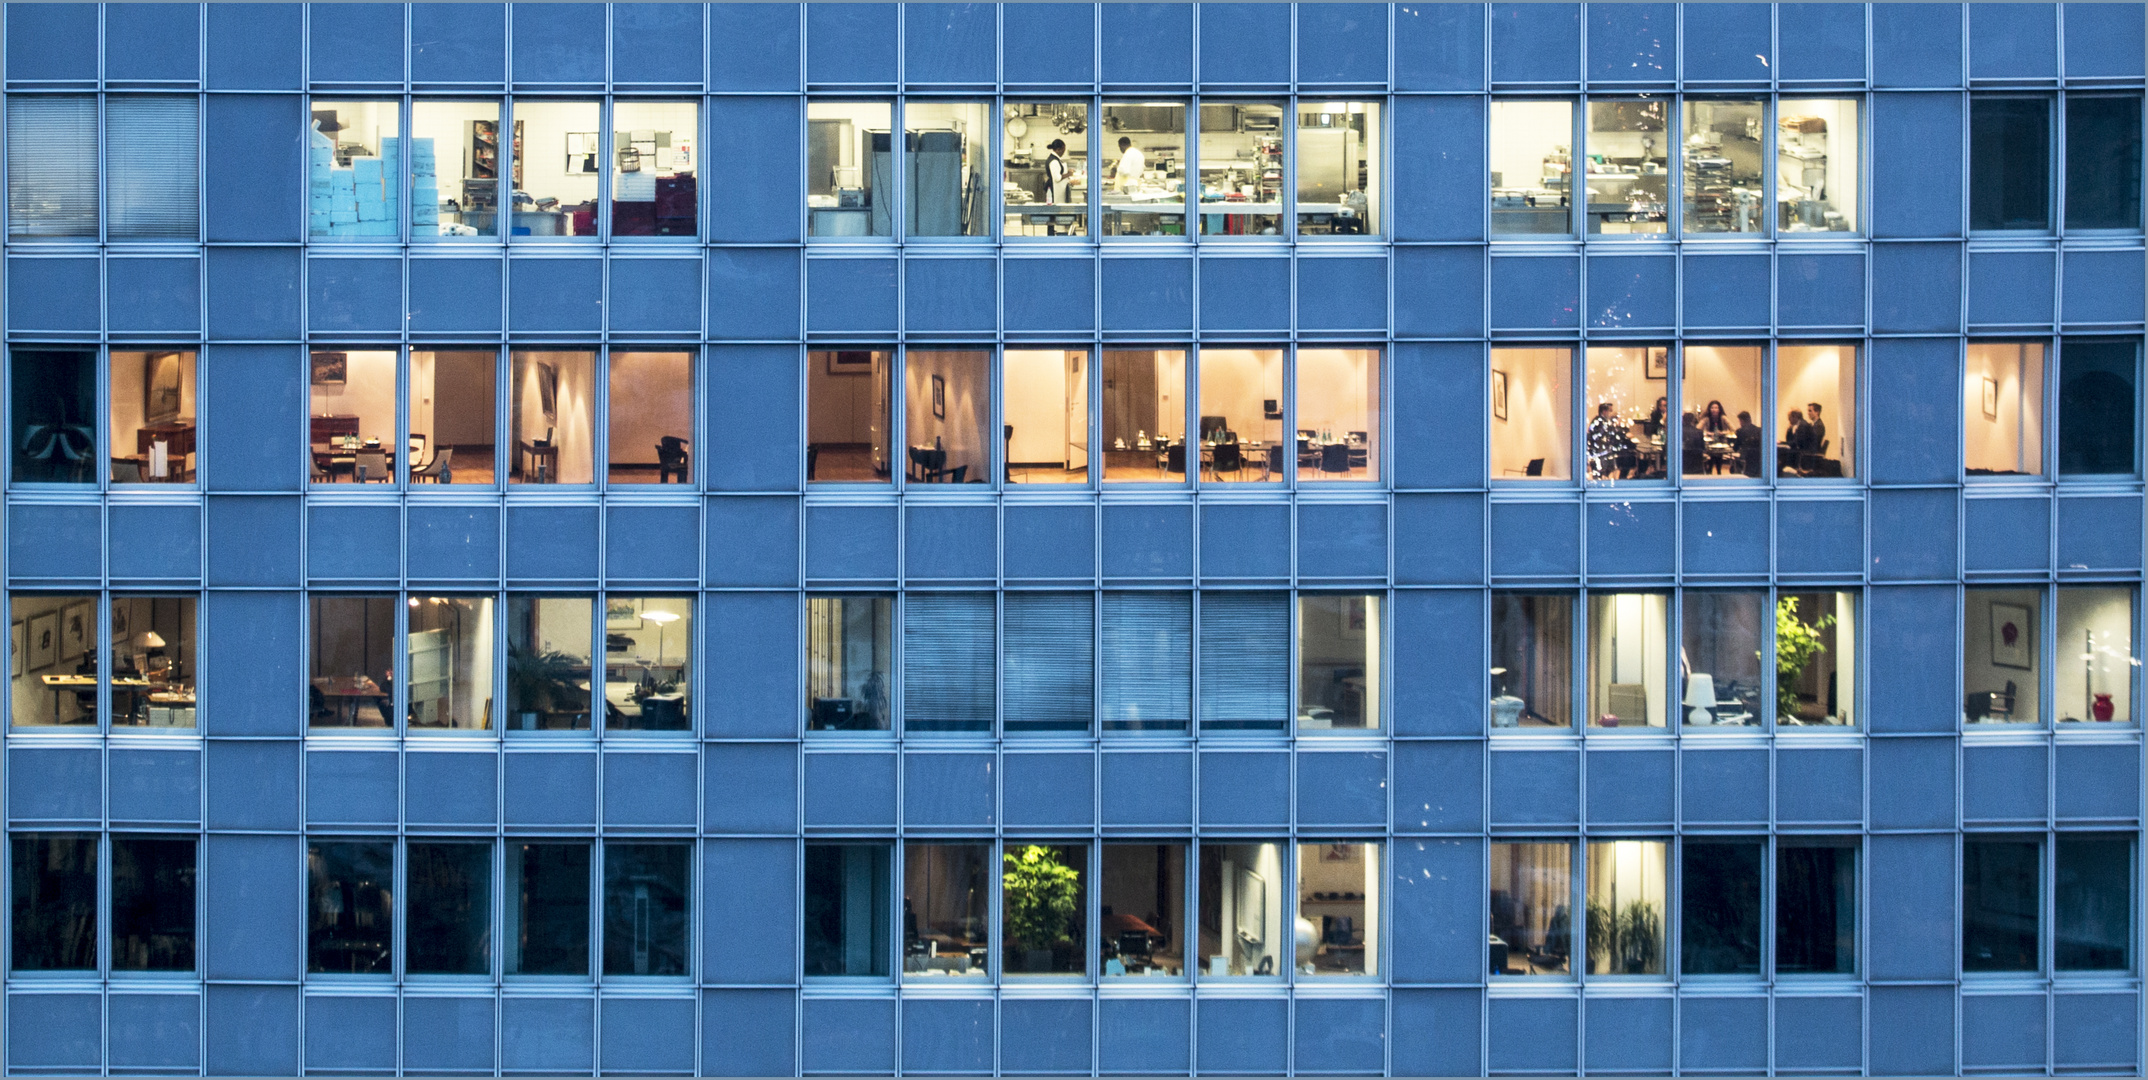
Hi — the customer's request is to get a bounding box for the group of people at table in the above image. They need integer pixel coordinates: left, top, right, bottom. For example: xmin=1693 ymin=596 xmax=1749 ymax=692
xmin=1587 ymin=397 xmax=1831 ymax=480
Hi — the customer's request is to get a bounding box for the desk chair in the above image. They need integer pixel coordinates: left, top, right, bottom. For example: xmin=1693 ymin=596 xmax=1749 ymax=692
xmin=1500 ymin=458 xmax=1547 ymax=477
xmin=655 ymin=436 xmax=690 ymax=483
xmin=410 ymin=447 xmax=453 ymax=483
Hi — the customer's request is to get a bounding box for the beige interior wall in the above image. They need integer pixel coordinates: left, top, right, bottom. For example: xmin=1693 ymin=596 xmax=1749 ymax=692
xmin=1491 ymin=348 xmax=1573 ymax=479
xmin=608 ymin=351 xmax=694 ymax=466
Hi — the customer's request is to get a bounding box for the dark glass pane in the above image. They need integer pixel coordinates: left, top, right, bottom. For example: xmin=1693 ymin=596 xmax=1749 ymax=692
xmin=407 ymin=842 xmax=491 ymax=975
xmin=2056 ymin=836 xmax=2132 ymax=971
xmin=1777 ymin=844 xmax=1857 ymax=974
xmin=1971 ymin=98 xmax=2052 ymax=230
xmin=603 ymin=843 xmax=690 ymax=976
xmin=308 ymin=840 xmax=393 ymax=974
xmin=112 ymin=836 xmax=196 ymax=971
xmin=2058 ymin=342 xmax=2139 ymax=476
xmin=1680 ymin=841 xmax=1762 ymax=975
xmin=2066 ymin=95 xmax=2144 ymax=230
xmin=1490 ymin=593 xmax=1573 ymax=729
xmin=10 ymin=350 xmax=97 ymax=484
xmin=11 ymin=834 xmax=96 ymax=970
xmin=804 ymin=845 xmax=891 ymax=977
xmin=509 ymin=842 xmax=590 ymax=976
xmin=1963 ymin=840 xmax=2040 ymax=972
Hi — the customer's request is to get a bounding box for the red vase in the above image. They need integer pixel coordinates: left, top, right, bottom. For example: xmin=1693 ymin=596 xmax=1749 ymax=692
xmin=2093 ymin=693 xmax=2115 ymax=722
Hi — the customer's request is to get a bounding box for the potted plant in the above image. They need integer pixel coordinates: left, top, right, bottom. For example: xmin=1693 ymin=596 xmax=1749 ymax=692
xmin=1002 ymin=845 xmax=1080 ymax=974
xmin=1772 ymin=596 xmax=1837 ymax=722
xmin=507 ymin=643 xmax=583 ymax=730
xmin=1586 ymin=898 xmax=1663 ymax=974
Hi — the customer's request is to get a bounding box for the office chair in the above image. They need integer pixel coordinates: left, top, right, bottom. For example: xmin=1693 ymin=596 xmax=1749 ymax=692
xmin=655 ymin=436 xmax=690 ymax=483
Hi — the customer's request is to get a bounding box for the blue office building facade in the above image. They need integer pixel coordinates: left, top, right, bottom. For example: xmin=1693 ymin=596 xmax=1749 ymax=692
xmin=0 ymin=2 xmax=2143 ymax=1075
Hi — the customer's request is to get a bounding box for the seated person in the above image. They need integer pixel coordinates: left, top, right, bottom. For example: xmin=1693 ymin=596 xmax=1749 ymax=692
xmin=1585 ymin=402 xmax=1639 ymax=479
xmin=1734 ymin=411 xmax=1763 ymax=477
xmin=1680 ymin=411 xmax=1707 ymax=475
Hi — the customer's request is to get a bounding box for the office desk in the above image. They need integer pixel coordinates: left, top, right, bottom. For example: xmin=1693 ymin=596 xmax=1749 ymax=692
xmin=312 ymin=677 xmax=390 ymax=726
xmin=518 ymin=441 xmax=558 ymax=483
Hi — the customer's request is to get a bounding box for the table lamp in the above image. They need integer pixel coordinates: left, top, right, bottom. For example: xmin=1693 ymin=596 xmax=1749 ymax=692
xmin=1682 ymin=673 xmax=1716 ymax=727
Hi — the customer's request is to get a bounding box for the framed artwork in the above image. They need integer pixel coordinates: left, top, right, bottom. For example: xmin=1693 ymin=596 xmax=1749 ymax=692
xmin=1981 ymin=376 xmax=1999 ymax=420
xmin=1343 ymin=596 xmax=1368 ymax=639
xmin=9 ymin=621 xmax=20 ymax=677
xmin=1990 ymin=602 xmax=2033 ymax=669
xmin=145 ymin=352 xmax=185 ymax=424
xmin=827 ymin=350 xmax=874 ymax=375
xmin=606 ymin=597 xmax=643 ymax=630
xmin=535 ymin=362 xmax=559 ymax=426
xmin=310 ymin=351 xmax=348 ymax=386
xmin=1491 ymin=369 xmax=1509 ymax=421
xmin=110 ymin=602 xmax=130 ymax=643
xmin=1644 ymin=347 xmax=1669 ymax=380
xmin=1320 ymin=843 xmax=1359 ymax=863
xmin=932 ymin=375 xmax=946 ymax=420
xmin=60 ymin=602 xmax=91 ymax=661
xmin=27 ymin=613 xmax=56 ymax=672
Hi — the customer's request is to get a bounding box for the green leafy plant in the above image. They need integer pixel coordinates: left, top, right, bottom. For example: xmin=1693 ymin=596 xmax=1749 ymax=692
xmin=1772 ymin=596 xmax=1837 ymax=721
xmin=1002 ymin=845 xmax=1081 ymax=953
xmin=1585 ymin=899 xmax=1663 ymax=974
xmin=507 ymin=644 xmax=583 ymax=716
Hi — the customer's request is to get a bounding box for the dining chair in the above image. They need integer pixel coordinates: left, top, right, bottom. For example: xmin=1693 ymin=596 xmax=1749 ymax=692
xmin=354 ymin=449 xmax=389 ymax=483
xmin=1212 ymin=442 xmax=1245 ymax=480
xmin=655 ymin=436 xmax=690 ymax=483
xmin=1320 ymin=443 xmax=1350 ymax=474
xmin=408 ymin=433 xmax=428 ymax=471
xmin=410 ymin=447 xmax=453 ymax=483
xmin=110 ymin=458 xmax=144 ymax=484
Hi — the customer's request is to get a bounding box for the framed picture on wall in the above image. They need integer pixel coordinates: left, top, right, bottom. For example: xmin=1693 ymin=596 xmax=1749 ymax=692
xmin=10 ymin=621 xmax=21 ymax=677
xmin=1990 ymin=602 xmax=2033 ymax=669
xmin=1491 ymin=369 xmax=1509 ymax=421
xmin=827 ymin=351 xmax=874 ymax=375
xmin=1981 ymin=376 xmax=1999 ymax=420
xmin=60 ymin=602 xmax=91 ymax=661
xmin=27 ymin=613 xmax=56 ymax=672
xmin=145 ymin=352 xmax=185 ymax=425
xmin=932 ymin=375 xmax=946 ymax=420
xmin=310 ymin=351 xmax=348 ymax=386
xmin=606 ymin=597 xmax=643 ymax=630
xmin=110 ymin=602 xmax=130 ymax=643
xmin=1644 ymin=347 xmax=1669 ymax=380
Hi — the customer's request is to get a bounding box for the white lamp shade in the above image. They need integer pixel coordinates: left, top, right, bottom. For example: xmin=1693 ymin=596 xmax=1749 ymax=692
xmin=1682 ymin=673 xmax=1716 ymax=708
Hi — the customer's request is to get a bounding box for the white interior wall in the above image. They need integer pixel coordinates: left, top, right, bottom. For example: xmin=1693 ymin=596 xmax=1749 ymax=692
xmin=1682 ymin=346 xmax=1763 ymax=426
xmin=1195 ymin=349 xmax=1283 ymax=442
xmin=409 ymin=100 xmax=495 ymax=203
xmin=1965 ymin=342 xmax=2044 ymax=474
xmin=1296 ymin=348 xmax=1377 ymax=440
xmin=1964 ymin=589 xmax=2043 ymax=723
xmin=416 ymin=351 xmax=496 ymax=447
xmin=809 ymin=352 xmax=883 ymax=444
xmin=1777 ymin=345 xmax=1856 ymax=468
xmin=1003 ymin=350 xmax=1073 ymax=465
xmin=1585 ymin=347 xmax=1664 ymax=423
xmin=1592 ymin=593 xmax=1667 ymax=725
xmin=513 ymin=100 xmax=601 ymax=206
xmin=511 ymin=351 xmax=596 ymax=484
xmin=1490 ymin=101 xmax=1571 ymax=192
xmin=1491 ymin=348 xmax=1572 ymax=479
xmin=2055 ymin=588 xmax=2133 ymax=723
xmin=310 ymin=350 xmax=398 ymax=440
xmin=904 ymin=351 xmax=992 ymax=475
xmin=1781 ymin=98 xmax=1860 ymax=230
xmin=608 ymin=351 xmax=694 ymax=466
xmin=613 ymin=100 xmax=698 ymax=175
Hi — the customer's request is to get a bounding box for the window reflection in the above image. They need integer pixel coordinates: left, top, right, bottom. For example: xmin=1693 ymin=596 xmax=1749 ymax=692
xmin=1965 ymin=588 xmax=2041 ymax=725
xmin=1588 ymin=592 xmax=1667 ymax=728
xmin=1002 ymin=844 xmax=1086 ymax=976
xmin=1491 ymin=593 xmax=1573 ymax=729
xmin=1585 ymin=99 xmax=1669 ymax=235
xmin=11 ymin=834 xmax=96 ymax=971
xmin=807 ymin=595 xmax=893 ymax=732
xmin=1101 ymin=844 xmax=1183 ymax=977
xmin=1196 ymin=348 xmax=1283 ymax=484
xmin=1197 ymin=842 xmax=1285 ymax=977
xmin=1005 ymin=350 xmax=1089 ymax=484
xmin=1099 ymin=102 xmax=1187 ymax=236
xmin=1680 ymin=591 xmax=1762 ymax=727
xmin=808 ymin=101 xmax=892 ymax=237
xmin=1971 ymin=97 xmax=2051 ymax=232
xmin=1777 ymin=842 xmax=1857 ymax=974
xmin=506 ymin=842 xmax=590 ymax=976
xmin=12 ymin=349 xmax=97 ymax=484
xmin=507 ymin=596 xmax=593 ymax=732
xmin=407 ymin=841 xmax=491 ymax=975
xmin=807 ymin=349 xmax=891 ymax=483
xmin=1586 ymin=840 xmax=1667 ymax=975
xmin=1198 ymin=101 xmax=1284 ymax=235
xmin=1101 ymin=350 xmax=1187 ymax=483
xmin=1491 ymin=348 xmax=1572 ymax=481
xmin=110 ymin=350 xmax=196 ymax=483
xmin=2056 ymin=587 xmax=2134 ymax=724
xmin=602 ymin=843 xmax=690 ymax=976
xmin=904 ymin=843 xmax=990 ymax=977
xmin=1963 ymin=839 xmax=2039 ymax=972
xmin=1490 ymin=842 xmax=1572 ymax=976
xmin=308 ymin=595 xmax=394 ymax=729
xmin=805 ymin=845 xmax=891 ymax=977
xmin=2056 ymin=835 xmax=2133 ymax=971
xmin=1297 ymin=102 xmax=1379 ymax=235
xmin=1682 ymin=100 xmax=1764 ymax=234
xmin=1776 ymin=344 xmax=1855 ymax=478
xmin=1298 ymin=842 xmax=1380 ymax=976
xmin=1680 ymin=841 xmax=1762 ymax=975
xmin=1584 ymin=346 xmax=1669 ymax=482
xmin=1003 ymin=103 xmax=1088 ymax=236
xmin=1490 ymin=101 xmax=1573 ymax=235
xmin=308 ymin=839 xmax=393 ymax=974
xmin=904 ymin=350 xmax=990 ymax=485
xmin=2058 ymin=341 xmax=2140 ymax=477
xmin=1300 ymin=595 xmax=1379 ymax=730
xmin=112 ymin=836 xmax=195 ymax=972
xmin=1681 ymin=346 xmax=1762 ymax=479
xmin=1965 ymin=342 xmax=2045 ymax=477
xmin=510 ymin=350 xmax=596 ymax=484
xmin=2067 ymin=96 xmax=2145 ymax=230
